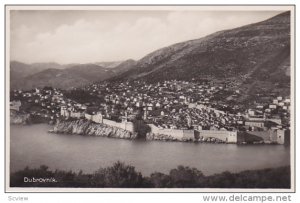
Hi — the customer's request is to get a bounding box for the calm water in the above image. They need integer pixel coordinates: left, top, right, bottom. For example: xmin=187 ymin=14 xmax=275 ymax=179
xmin=10 ymin=124 xmax=290 ymax=176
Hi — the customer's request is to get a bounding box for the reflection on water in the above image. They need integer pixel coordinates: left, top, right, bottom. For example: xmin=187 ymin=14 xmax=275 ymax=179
xmin=10 ymin=124 xmax=290 ymax=176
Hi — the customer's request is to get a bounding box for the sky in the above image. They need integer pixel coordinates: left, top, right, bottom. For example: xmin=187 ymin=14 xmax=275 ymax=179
xmin=10 ymin=9 xmax=284 ymax=64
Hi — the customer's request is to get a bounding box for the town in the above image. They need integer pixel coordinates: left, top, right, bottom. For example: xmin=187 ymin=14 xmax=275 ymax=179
xmin=10 ymin=80 xmax=291 ymax=144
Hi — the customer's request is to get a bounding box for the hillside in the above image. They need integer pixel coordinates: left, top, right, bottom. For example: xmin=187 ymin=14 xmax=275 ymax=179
xmin=10 ymin=61 xmax=68 ymax=89
xmin=95 ymin=61 xmax=123 ymax=69
xmin=11 ymin=64 xmax=115 ymax=90
xmin=112 ymin=12 xmax=290 ymax=86
xmin=111 ymin=59 xmax=137 ymax=74
xmin=10 ymin=60 xmax=137 ymax=90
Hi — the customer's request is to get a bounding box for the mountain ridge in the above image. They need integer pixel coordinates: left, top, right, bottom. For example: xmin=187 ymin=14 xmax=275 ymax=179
xmin=10 ymin=11 xmax=290 ymax=91
xmin=110 ymin=11 xmax=290 ymax=84
xmin=10 ymin=60 xmax=136 ymax=90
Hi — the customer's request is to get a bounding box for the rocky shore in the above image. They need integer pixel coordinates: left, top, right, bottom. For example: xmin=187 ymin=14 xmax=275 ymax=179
xmin=50 ymin=119 xmax=137 ymax=139
xmin=146 ymin=132 xmax=192 ymax=142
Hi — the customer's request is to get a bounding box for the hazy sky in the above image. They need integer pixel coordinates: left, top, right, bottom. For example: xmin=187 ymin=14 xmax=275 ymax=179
xmin=10 ymin=9 xmax=284 ymax=64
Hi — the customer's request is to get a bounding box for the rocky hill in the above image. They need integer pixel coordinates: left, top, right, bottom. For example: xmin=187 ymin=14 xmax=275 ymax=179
xmin=51 ymin=119 xmax=137 ymax=139
xmin=112 ymin=11 xmax=290 ymax=85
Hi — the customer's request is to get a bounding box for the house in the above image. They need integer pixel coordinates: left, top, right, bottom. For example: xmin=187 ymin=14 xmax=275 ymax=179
xmin=136 ymin=101 xmax=142 ymax=107
xmin=248 ymin=109 xmax=255 ymax=116
xmin=10 ymin=100 xmax=21 ymax=111
xmin=245 ymin=120 xmax=264 ymax=128
xmin=277 ymin=96 xmax=283 ymax=101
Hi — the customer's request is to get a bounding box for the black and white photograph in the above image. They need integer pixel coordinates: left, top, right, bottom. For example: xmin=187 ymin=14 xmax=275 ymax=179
xmin=5 ymin=5 xmax=295 ymax=192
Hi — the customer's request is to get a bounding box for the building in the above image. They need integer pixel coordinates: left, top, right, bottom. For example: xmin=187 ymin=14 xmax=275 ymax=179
xmin=60 ymin=106 xmax=70 ymax=118
xmin=70 ymin=111 xmax=85 ymax=118
xmin=277 ymin=129 xmax=290 ymax=145
xmin=10 ymin=100 xmax=21 ymax=111
xmin=248 ymin=109 xmax=255 ymax=116
xmin=91 ymin=112 xmax=103 ymax=123
xmin=245 ymin=120 xmax=264 ymax=128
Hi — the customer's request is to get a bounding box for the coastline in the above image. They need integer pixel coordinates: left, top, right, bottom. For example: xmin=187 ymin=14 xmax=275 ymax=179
xmin=10 ymin=114 xmax=289 ymax=145
xmin=10 ymin=117 xmax=288 ymax=145
xmin=49 ymin=119 xmax=235 ymax=143
xmin=48 ymin=119 xmax=288 ymax=145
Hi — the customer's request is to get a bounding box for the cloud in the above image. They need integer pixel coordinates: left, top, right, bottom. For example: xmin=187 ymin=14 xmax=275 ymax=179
xmin=10 ymin=10 xmax=282 ymax=64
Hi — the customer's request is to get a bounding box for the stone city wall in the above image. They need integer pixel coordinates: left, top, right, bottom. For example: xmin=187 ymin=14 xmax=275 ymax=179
xmin=148 ymin=124 xmax=237 ymax=143
xmin=196 ymin=130 xmax=237 ymax=143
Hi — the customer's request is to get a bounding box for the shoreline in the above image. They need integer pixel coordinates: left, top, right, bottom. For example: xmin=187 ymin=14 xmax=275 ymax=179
xmin=11 ymin=118 xmax=287 ymax=145
xmin=49 ymin=119 xmax=287 ymax=145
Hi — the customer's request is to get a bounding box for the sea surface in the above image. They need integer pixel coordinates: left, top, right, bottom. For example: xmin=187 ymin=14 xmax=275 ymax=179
xmin=10 ymin=124 xmax=290 ymax=176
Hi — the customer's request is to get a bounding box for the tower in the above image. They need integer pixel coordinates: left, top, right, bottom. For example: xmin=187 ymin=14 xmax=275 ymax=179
xmin=187 ymin=116 xmax=192 ymax=128
xmin=143 ymin=109 xmax=148 ymax=120
xmin=122 ymin=111 xmax=128 ymax=122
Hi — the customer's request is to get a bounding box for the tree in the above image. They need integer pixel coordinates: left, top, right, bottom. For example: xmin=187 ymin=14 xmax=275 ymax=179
xmin=92 ymin=161 xmax=145 ymax=187
xmin=149 ymin=172 xmax=172 ymax=188
xmin=168 ymin=165 xmax=205 ymax=187
xmin=204 ymin=171 xmax=236 ymax=188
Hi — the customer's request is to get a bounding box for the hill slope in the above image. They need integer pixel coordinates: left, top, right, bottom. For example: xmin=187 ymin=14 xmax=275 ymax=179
xmin=11 ymin=64 xmax=116 ymax=90
xmin=10 ymin=60 xmax=137 ymax=90
xmin=10 ymin=61 xmax=68 ymax=89
xmin=112 ymin=11 xmax=290 ymax=85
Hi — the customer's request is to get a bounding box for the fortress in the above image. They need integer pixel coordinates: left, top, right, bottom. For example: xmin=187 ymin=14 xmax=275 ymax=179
xmin=61 ymin=107 xmax=134 ymax=132
xmin=60 ymin=107 xmax=287 ymax=144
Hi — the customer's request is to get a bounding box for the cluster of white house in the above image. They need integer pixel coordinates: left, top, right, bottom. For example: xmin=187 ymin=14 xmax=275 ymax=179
xmin=188 ymin=103 xmax=228 ymax=116
xmin=60 ymin=106 xmax=288 ymax=144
